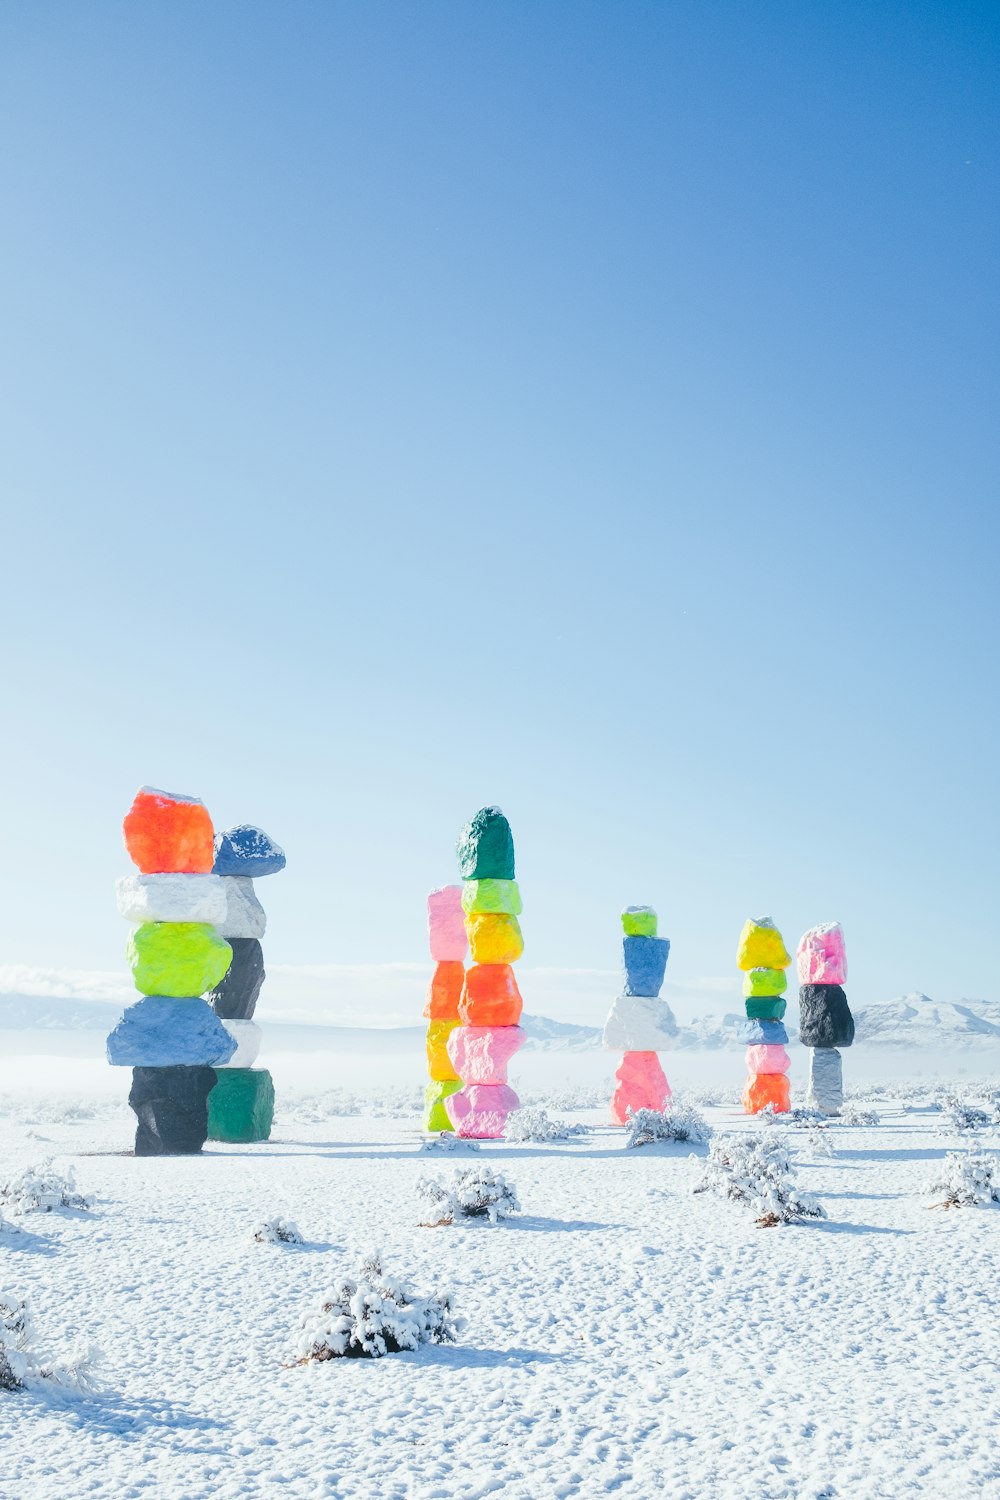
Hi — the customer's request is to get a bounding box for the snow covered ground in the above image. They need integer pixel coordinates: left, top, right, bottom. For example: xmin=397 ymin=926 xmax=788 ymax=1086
xmin=2 ymin=1060 xmax=1000 ymax=1499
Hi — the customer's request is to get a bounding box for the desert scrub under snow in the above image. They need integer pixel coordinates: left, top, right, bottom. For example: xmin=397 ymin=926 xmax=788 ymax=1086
xmin=0 ymin=1295 xmax=99 ymax=1393
xmin=0 ymin=1161 xmax=92 ymax=1216
xmin=417 ymin=1165 xmax=521 ymax=1226
xmin=503 ymin=1106 xmax=590 ymax=1143
xmin=927 ymin=1151 xmax=1000 ymax=1208
xmin=293 ymin=1252 xmax=460 ymax=1361
xmin=253 ymin=1216 xmax=304 ymax=1245
xmin=694 ymin=1133 xmax=827 ymax=1227
xmin=625 ymin=1104 xmax=710 ymax=1149
xmin=942 ymin=1101 xmax=995 ymax=1136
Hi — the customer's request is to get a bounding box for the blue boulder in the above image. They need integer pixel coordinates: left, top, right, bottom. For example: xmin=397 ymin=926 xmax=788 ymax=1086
xmin=107 ymin=997 xmax=237 ymax=1068
xmin=737 ymin=1018 xmax=789 ymax=1046
xmin=622 ymin=935 xmax=670 ymax=997
xmin=213 ymin=825 xmax=286 ymax=878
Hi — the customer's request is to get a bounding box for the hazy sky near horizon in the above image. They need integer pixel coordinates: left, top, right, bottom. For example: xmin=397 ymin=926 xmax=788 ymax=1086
xmin=0 ymin=1 xmax=997 ymax=1015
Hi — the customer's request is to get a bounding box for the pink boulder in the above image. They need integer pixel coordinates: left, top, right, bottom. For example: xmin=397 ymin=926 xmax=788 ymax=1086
xmin=610 ymin=1050 xmax=671 ymax=1125
xmin=796 ymin=922 xmax=847 ymax=986
xmin=445 ymin=1082 xmax=520 ymax=1138
xmin=427 ymin=886 xmax=468 ymax=962
xmin=446 ymin=1025 xmax=525 ymax=1085
xmin=745 ymin=1042 xmax=790 ymax=1075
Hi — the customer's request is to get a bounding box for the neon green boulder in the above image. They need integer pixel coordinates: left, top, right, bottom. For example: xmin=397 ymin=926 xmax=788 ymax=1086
xmin=128 ymin=922 xmax=233 ymax=998
xmin=424 ymin=1079 xmax=461 ymax=1132
xmin=743 ymin=967 xmax=787 ymax=998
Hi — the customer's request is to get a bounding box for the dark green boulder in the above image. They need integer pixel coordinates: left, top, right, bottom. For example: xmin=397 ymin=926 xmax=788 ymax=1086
xmin=207 ymin=1068 xmax=275 ymax=1143
xmin=744 ymin=996 xmax=787 ymax=1021
xmin=456 ymin=806 xmax=515 ymax=880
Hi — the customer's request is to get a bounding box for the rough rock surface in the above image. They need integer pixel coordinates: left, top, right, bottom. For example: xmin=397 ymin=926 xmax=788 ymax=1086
xmin=107 ymin=996 xmax=237 ymax=1068
xmin=456 ymin=807 xmax=515 ymax=882
xmin=797 ymin=922 xmax=848 ymax=986
xmin=446 ymin=1025 xmax=526 ymax=1084
xmin=128 ymin=922 xmax=233 ymax=998
xmin=466 ymin=913 xmax=524 ymax=966
xmin=602 ymin=994 xmax=678 ymax=1051
xmin=744 ymin=996 xmax=787 ymax=1021
xmin=742 ymin=1071 xmax=791 ymax=1114
xmin=744 ymin=1042 xmax=791 ymax=1075
xmin=743 ymin=967 xmax=788 ymax=998
xmin=423 ymin=1079 xmax=462 ymax=1133
xmin=622 ymin=935 xmax=670 ymax=997
xmin=123 ymin=787 xmax=215 ymax=875
xmin=807 ymin=1046 xmax=844 ymax=1115
xmin=206 ymin=1068 xmax=275 ymax=1143
xmin=461 ymin=879 xmax=523 ymax=916
xmin=423 ymin=960 xmax=465 ymax=1021
xmin=217 ymin=877 xmax=267 ymax=940
xmin=218 ymin=1020 xmax=262 ymax=1069
xmin=736 ymin=1018 xmax=789 ymax=1046
xmin=208 ymin=937 xmax=265 ymax=1020
xmin=459 ymin=964 xmax=523 ymax=1026
xmin=444 ymin=1082 xmax=520 ymax=1139
xmin=798 ymin=984 xmax=855 ymax=1049
xmin=212 ymin=825 xmax=286 ymax=879
xmin=736 ymin=917 xmax=791 ymax=972
xmin=621 ymin=906 xmax=658 ymax=937
xmin=116 ymin=873 xmax=227 ymax=926
xmin=425 ymin=1019 xmax=461 ymax=1081
xmin=427 ymin=886 xmax=467 ymax=962
xmin=610 ymin=1051 xmax=670 ymax=1124
xmin=129 ymin=1065 xmax=217 ymax=1155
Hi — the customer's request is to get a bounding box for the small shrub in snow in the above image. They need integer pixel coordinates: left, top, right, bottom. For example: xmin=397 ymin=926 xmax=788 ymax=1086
xmin=759 ymin=1104 xmax=825 ymax=1129
xmin=803 ymin=1127 xmax=836 ymax=1159
xmin=419 ymin=1132 xmax=480 ymax=1154
xmin=417 ymin=1165 xmax=521 ymax=1226
xmin=292 ymin=1251 xmax=460 ymax=1361
xmin=694 ymin=1133 xmax=827 ymax=1226
xmin=504 ymin=1107 xmax=590 ymax=1143
xmin=254 ymin=1217 xmax=303 ymax=1245
xmin=625 ymin=1104 xmax=710 ymax=1149
xmin=943 ymin=1101 xmax=994 ymax=1136
xmin=0 ymin=1295 xmax=99 ymax=1392
xmin=838 ymin=1105 xmax=881 ymax=1127
xmin=0 ymin=1161 xmax=92 ymax=1216
xmin=927 ymin=1152 xmax=1000 ymax=1208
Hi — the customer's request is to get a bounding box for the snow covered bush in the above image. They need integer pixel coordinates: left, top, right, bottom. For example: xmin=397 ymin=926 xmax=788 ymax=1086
xmin=927 ymin=1152 xmax=1000 ymax=1208
xmin=419 ymin=1133 xmax=480 ymax=1154
xmin=625 ymin=1104 xmax=710 ymax=1149
xmin=804 ymin=1127 xmax=836 ymax=1159
xmin=694 ymin=1133 xmax=827 ymax=1226
xmin=254 ymin=1216 xmax=303 ymax=1245
xmin=943 ymin=1101 xmax=994 ymax=1135
xmin=504 ymin=1107 xmax=590 ymax=1143
xmin=839 ymin=1105 xmax=881 ymax=1127
xmin=0 ymin=1295 xmax=99 ymax=1392
xmin=417 ymin=1165 xmax=521 ymax=1226
xmin=759 ymin=1104 xmax=825 ymax=1129
xmin=292 ymin=1252 xmax=460 ymax=1361
xmin=0 ymin=1161 xmax=92 ymax=1216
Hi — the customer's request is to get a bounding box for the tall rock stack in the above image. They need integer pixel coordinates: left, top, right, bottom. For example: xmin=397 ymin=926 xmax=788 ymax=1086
xmin=423 ymin=886 xmax=467 ymax=1132
xmin=797 ymin=922 xmax=854 ymax=1116
xmin=737 ymin=916 xmax=792 ymax=1114
xmin=445 ymin=807 xmax=525 ymax=1139
xmin=206 ymin=824 xmax=286 ymax=1144
xmin=109 ymin=788 xmax=236 ymax=1155
xmin=603 ymin=906 xmax=677 ymax=1125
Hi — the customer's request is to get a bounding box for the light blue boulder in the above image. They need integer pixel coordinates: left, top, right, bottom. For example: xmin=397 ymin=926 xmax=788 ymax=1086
xmin=737 ymin=1018 xmax=789 ymax=1046
xmin=622 ymin=935 xmax=670 ymax=997
xmin=213 ymin=825 xmax=286 ymax=878
xmin=107 ymin=996 xmax=237 ymax=1068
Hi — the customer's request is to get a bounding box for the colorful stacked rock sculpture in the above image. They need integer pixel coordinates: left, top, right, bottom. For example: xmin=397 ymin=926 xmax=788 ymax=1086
xmin=445 ymin=808 xmax=525 ymax=1138
xmin=736 ymin=916 xmax=792 ymax=1114
xmin=603 ymin=907 xmax=677 ymax=1125
xmin=423 ymin=886 xmax=466 ymax=1132
xmin=796 ymin=922 xmax=854 ymax=1116
xmin=110 ymin=788 xmax=236 ymax=1154
xmin=206 ymin=824 xmax=286 ymax=1143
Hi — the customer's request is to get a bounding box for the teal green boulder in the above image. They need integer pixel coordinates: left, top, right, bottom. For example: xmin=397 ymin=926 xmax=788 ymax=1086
xmin=456 ymin=806 xmax=515 ymax=881
xmin=207 ymin=1068 xmax=275 ymax=1142
xmin=744 ymin=995 xmax=787 ymax=1021
xmin=128 ymin=922 xmax=233 ymax=998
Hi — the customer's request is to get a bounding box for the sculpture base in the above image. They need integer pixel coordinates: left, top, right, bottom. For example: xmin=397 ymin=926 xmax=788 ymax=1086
xmin=611 ymin=1051 xmax=670 ymax=1124
xmin=129 ymin=1065 xmax=217 ymax=1155
xmin=206 ymin=1068 xmax=275 ymax=1143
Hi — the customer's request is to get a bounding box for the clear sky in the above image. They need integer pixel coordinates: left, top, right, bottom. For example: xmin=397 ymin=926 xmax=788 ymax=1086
xmin=0 ymin=0 xmax=997 ymax=1015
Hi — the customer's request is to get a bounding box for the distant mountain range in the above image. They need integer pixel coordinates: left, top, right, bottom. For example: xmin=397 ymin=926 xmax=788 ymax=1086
xmin=0 ymin=990 xmax=997 ymax=1049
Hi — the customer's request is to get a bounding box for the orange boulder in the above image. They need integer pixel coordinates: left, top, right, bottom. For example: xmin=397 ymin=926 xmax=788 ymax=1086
xmin=422 ymin=961 xmax=465 ymax=1021
xmin=458 ymin=964 xmax=523 ymax=1026
xmin=123 ymin=787 xmax=215 ymax=874
xmin=742 ymin=1071 xmax=791 ymax=1114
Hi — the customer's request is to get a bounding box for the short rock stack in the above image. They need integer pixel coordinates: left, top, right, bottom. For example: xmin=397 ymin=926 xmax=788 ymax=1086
xmin=445 ymin=807 xmax=525 ymax=1139
xmin=423 ymin=886 xmax=467 ymax=1132
xmin=603 ymin=906 xmax=677 ymax=1124
xmin=737 ymin=916 xmax=792 ymax=1114
xmin=797 ymin=922 xmax=854 ymax=1116
xmin=206 ymin=824 xmax=286 ymax=1143
xmin=109 ymin=788 xmax=236 ymax=1155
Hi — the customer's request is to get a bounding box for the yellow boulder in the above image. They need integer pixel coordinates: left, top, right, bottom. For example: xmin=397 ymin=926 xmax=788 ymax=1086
xmin=426 ymin=1019 xmax=461 ymax=1081
xmin=466 ymin=913 xmax=524 ymax=966
xmin=736 ymin=917 xmax=790 ymax=972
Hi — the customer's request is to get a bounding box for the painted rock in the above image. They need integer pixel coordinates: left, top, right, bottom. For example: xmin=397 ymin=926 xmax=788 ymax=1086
xmin=423 ymin=960 xmax=465 ymax=1021
xmin=745 ymin=1042 xmax=791 ymax=1075
xmin=622 ymin=935 xmax=669 ymax=997
xmin=208 ymin=937 xmax=265 ymax=1020
xmin=218 ymin=1019 xmax=262 ymax=1068
xmin=743 ymin=967 xmax=787 ymax=998
xmin=444 ymin=1082 xmax=520 ymax=1138
xmin=217 ymin=877 xmax=266 ymax=940
xmin=461 ymin=879 xmax=522 ymax=916
xmin=456 ymin=807 xmax=515 ymax=882
xmin=742 ymin=1071 xmax=791 ymax=1114
xmin=736 ymin=1018 xmax=789 ymax=1046
xmin=745 ymin=995 xmax=787 ymax=1021
xmin=107 ymin=996 xmax=237 ymax=1067
xmin=446 ymin=1024 xmax=525 ymax=1084
xmin=207 ymin=1067 xmax=275 ymax=1143
xmin=797 ymin=922 xmax=848 ymax=986
xmin=736 ymin=917 xmax=791 ymax=972
xmin=621 ymin=906 xmax=658 ymax=937
xmin=424 ymin=1079 xmax=462 ymax=1133
xmin=123 ymin=787 xmax=215 ymax=875
xmin=427 ymin=886 xmax=467 ymax=962
xmin=466 ymin=912 xmax=524 ymax=965
xmin=602 ymin=993 xmax=678 ymax=1051
xmin=116 ymin=873 xmax=227 ymax=926
xmin=129 ymin=1064 xmax=217 ymax=1155
xmin=213 ymin=825 xmax=286 ymax=879
xmin=127 ymin=923 xmax=233 ymax=999
xmin=459 ymin=964 xmax=523 ymax=1026
xmin=807 ymin=1047 xmax=844 ymax=1115
xmin=610 ymin=1051 xmax=670 ymax=1124
xmin=426 ymin=1019 xmax=461 ymax=1081
xmin=798 ymin=984 xmax=855 ymax=1048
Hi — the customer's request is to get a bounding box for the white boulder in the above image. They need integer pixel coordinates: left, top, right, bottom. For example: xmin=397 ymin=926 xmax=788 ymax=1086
xmin=217 ymin=877 xmax=266 ymax=939
xmin=218 ymin=1020 xmax=263 ymax=1068
xmin=116 ymin=873 xmax=227 ymax=925
xmin=602 ymin=994 xmax=678 ymax=1052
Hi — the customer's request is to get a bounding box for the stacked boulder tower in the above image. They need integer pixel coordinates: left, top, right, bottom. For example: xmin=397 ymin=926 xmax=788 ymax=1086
xmin=736 ymin=916 xmax=792 ymax=1114
xmin=603 ymin=906 xmax=677 ymax=1124
xmin=206 ymin=824 xmax=286 ymax=1143
xmin=109 ymin=788 xmax=236 ymax=1154
xmin=422 ymin=886 xmax=467 ymax=1132
xmin=797 ymin=922 xmax=854 ymax=1115
xmin=445 ymin=807 xmax=525 ymax=1139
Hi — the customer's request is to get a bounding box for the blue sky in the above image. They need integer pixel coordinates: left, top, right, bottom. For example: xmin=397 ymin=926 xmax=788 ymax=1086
xmin=0 ymin=1 xmax=997 ymax=1012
